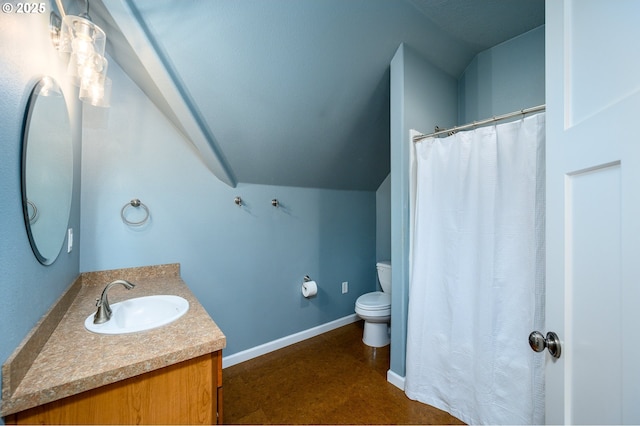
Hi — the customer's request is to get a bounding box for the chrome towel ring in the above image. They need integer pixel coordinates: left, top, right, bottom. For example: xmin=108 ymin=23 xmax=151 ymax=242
xmin=121 ymin=199 xmax=150 ymax=226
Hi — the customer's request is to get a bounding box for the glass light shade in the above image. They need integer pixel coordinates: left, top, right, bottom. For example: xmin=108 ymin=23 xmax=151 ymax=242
xmin=57 ymin=14 xmax=111 ymax=108
xmin=59 ymin=15 xmax=105 ymax=58
xmin=80 ymin=76 xmax=111 ymax=107
xmin=66 ymin=54 xmax=82 ymax=86
xmin=71 ymin=34 xmax=95 ymax=64
xmin=69 ymin=54 xmax=108 ymax=88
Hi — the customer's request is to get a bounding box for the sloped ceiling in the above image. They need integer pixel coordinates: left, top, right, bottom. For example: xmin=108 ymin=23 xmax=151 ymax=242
xmin=88 ymin=0 xmax=544 ymax=190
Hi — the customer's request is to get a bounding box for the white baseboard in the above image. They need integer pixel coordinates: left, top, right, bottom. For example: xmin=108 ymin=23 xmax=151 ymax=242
xmin=387 ymin=369 xmax=405 ymax=390
xmin=222 ymin=314 xmax=359 ymax=368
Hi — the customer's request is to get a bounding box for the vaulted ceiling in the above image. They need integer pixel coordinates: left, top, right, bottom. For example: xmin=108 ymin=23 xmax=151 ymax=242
xmin=86 ymin=0 xmax=544 ymax=190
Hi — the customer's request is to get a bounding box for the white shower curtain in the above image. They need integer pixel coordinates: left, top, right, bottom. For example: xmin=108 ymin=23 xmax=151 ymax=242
xmin=405 ymin=113 xmax=546 ymax=425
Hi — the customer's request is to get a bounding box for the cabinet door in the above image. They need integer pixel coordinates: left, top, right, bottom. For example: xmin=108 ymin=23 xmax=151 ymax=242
xmin=8 ymin=352 xmax=219 ymax=425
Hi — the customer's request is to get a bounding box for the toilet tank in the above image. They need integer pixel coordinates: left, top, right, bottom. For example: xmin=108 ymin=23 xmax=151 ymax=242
xmin=376 ymin=261 xmax=392 ymax=294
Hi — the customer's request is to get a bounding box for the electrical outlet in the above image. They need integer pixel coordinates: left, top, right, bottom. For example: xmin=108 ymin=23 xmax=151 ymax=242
xmin=342 ymin=281 xmax=348 ymax=294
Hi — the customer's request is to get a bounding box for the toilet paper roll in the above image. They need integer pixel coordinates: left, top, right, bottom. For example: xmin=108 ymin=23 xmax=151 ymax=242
xmin=302 ymin=280 xmax=317 ymax=298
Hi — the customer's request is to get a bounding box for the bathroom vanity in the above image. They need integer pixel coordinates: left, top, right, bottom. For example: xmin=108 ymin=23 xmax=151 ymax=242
xmin=1 ymin=264 xmax=226 ymax=425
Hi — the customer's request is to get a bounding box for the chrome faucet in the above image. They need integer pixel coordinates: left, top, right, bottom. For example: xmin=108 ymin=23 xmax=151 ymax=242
xmin=93 ymin=279 xmax=136 ymax=324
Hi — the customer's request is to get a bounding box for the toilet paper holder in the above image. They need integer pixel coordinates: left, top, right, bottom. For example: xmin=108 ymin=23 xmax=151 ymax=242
xmin=302 ymin=275 xmax=318 ymax=298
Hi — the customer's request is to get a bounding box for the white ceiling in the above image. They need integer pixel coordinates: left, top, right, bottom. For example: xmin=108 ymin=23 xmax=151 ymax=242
xmin=88 ymin=0 xmax=544 ymax=190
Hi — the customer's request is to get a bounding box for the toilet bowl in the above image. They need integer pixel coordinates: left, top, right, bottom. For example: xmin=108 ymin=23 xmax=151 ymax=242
xmin=355 ymin=261 xmax=391 ymax=347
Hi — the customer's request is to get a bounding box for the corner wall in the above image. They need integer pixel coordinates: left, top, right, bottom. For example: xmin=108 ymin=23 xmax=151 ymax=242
xmin=0 ymin=8 xmax=82 ymax=420
xmin=458 ymin=26 xmax=545 ymax=122
xmin=389 ymin=44 xmax=458 ymax=378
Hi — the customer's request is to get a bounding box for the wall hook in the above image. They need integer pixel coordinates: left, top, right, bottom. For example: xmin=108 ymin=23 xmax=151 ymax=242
xmin=271 ymin=199 xmax=279 ymax=207
xmin=234 ymin=196 xmax=242 ymax=206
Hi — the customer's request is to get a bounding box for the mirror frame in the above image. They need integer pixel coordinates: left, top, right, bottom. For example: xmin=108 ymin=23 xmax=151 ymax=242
xmin=21 ymin=76 xmax=74 ymax=265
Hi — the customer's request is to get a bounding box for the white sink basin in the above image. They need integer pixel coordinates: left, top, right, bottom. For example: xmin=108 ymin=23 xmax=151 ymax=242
xmin=85 ymin=295 xmax=189 ymax=334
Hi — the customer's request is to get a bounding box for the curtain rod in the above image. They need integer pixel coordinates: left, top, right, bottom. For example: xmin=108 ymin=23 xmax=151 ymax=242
xmin=412 ymin=104 xmax=546 ymax=143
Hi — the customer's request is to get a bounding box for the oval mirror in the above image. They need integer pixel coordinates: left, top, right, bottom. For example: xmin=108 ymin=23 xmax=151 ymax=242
xmin=21 ymin=76 xmax=74 ymax=265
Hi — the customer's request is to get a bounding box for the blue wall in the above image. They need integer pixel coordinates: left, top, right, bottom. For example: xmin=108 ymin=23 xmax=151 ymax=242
xmin=0 ymin=9 xmax=82 ymax=419
xmin=376 ymin=174 xmax=391 ymax=263
xmin=80 ymin=63 xmax=377 ymax=355
xmin=458 ymin=26 xmax=545 ymax=123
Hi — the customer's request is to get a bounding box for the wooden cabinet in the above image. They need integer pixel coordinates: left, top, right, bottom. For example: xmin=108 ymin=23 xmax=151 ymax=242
xmin=5 ymin=351 xmax=222 ymax=425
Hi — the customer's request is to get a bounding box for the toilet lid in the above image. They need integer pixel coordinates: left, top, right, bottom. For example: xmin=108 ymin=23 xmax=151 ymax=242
xmin=356 ymin=291 xmax=390 ymax=311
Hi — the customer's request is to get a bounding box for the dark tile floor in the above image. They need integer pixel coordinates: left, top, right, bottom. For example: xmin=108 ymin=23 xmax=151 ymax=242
xmin=223 ymin=321 xmax=464 ymax=425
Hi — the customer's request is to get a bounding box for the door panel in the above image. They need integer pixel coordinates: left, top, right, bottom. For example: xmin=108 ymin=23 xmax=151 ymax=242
xmin=566 ymin=163 xmax=622 ymax=424
xmin=568 ymin=0 xmax=640 ymax=126
xmin=546 ymin=0 xmax=640 ymax=424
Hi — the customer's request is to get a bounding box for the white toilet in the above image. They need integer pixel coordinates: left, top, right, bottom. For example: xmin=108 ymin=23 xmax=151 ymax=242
xmin=355 ymin=261 xmax=391 ymax=347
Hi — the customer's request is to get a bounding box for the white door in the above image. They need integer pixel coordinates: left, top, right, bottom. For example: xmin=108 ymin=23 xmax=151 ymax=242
xmin=544 ymin=0 xmax=640 ymax=424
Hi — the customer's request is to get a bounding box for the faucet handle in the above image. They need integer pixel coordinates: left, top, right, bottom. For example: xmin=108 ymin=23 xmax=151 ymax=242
xmin=93 ymin=279 xmax=135 ymax=324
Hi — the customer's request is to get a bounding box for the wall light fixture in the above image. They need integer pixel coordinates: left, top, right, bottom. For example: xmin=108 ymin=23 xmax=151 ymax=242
xmin=50 ymin=0 xmax=111 ymax=107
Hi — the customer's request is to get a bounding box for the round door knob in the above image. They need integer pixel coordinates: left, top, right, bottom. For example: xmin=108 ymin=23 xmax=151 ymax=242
xmin=529 ymin=331 xmax=562 ymax=359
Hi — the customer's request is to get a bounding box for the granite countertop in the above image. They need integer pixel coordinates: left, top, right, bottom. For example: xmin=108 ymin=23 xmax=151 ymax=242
xmin=1 ymin=264 xmax=226 ymax=417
